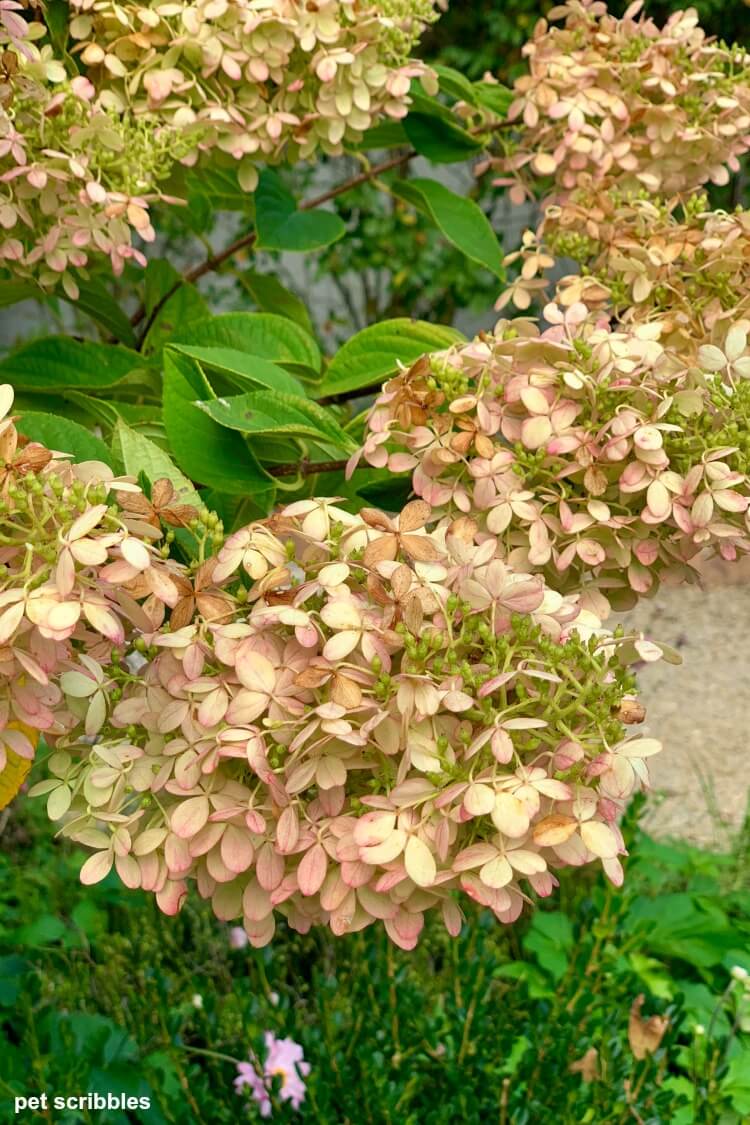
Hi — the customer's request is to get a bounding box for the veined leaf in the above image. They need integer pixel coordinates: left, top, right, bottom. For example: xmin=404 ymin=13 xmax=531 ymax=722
xmin=114 ymin=421 xmax=201 ymax=506
xmin=317 ymin=319 xmax=463 ymax=398
xmin=198 ymin=389 xmax=356 ymax=452
xmin=72 ymin=281 xmax=137 ymax=347
xmin=473 ymin=82 xmax=513 ymax=117
xmin=392 ymin=178 xmax=504 ymax=278
xmin=239 ymin=271 xmax=314 ymax=335
xmin=169 ymin=312 xmax=321 ymax=374
xmin=255 ymin=170 xmax=346 ymax=253
xmin=162 ymin=350 xmax=276 ymax=502
xmin=16 ymin=413 xmax=114 ymax=466
xmin=0 ymin=337 xmax=142 ymax=391
xmin=168 ymin=346 xmax=306 ymax=397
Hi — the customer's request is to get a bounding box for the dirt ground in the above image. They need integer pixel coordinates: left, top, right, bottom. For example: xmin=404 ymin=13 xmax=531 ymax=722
xmin=621 ymin=556 xmax=750 ymax=848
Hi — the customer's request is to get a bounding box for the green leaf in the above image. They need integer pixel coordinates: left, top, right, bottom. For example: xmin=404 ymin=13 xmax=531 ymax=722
xmin=16 ymin=412 xmax=114 ymax=466
xmin=403 ymin=97 xmax=482 ymax=163
xmin=403 ymin=113 xmax=482 ymax=163
xmin=0 ymin=337 xmax=141 ymax=391
xmin=239 ymin=270 xmax=314 ymax=335
xmin=0 ymin=955 xmax=28 ymax=1007
xmin=114 ymin=421 xmax=201 ymax=506
xmin=0 ymin=280 xmax=38 ymax=309
xmin=70 ymin=281 xmax=137 ymax=347
xmin=473 ymin=82 xmax=513 ymax=117
xmin=356 ymin=120 xmax=410 ymax=149
xmin=317 ymin=318 xmax=463 ymax=398
xmin=162 ymin=350 xmax=276 ymax=502
xmin=392 ymin=178 xmax=504 ymax=278
xmin=169 ymin=345 xmax=306 ymax=397
xmin=255 ymin=169 xmax=346 ymax=253
xmin=433 ymin=64 xmax=480 ymax=106
xmin=186 ymin=162 xmax=256 ymax=213
xmin=523 ymin=911 xmax=574 ymax=981
xmin=170 ymin=312 xmax=321 ymax=373
xmin=198 ymin=389 xmax=356 ymax=452
xmin=141 ymin=280 xmax=209 ymax=356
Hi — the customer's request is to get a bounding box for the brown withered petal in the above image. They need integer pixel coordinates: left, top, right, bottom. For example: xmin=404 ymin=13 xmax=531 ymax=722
xmin=366 ymin=573 xmax=391 ymax=607
xmin=474 ymin=434 xmax=496 ymax=459
xmin=618 ymin=699 xmax=647 ymax=724
xmin=363 ymin=535 xmax=399 ymax=568
xmin=195 ymin=593 xmax=235 ymax=623
xmin=169 ymin=596 xmax=196 ymax=631
xmin=404 ymin=594 xmax=424 ymax=634
xmin=151 ymin=478 xmax=175 ymax=508
xmin=161 ymin=504 xmax=199 ymax=528
xmin=400 ymin=533 xmax=443 ymax=563
xmin=390 ymin=564 xmax=413 ymax=601
xmin=194 ymin=558 xmax=217 ymax=591
xmin=569 ymin=1048 xmax=599 ymax=1083
xmin=628 ymin=995 xmax=669 ymax=1060
xmin=264 ymin=589 xmax=297 ymax=606
xmin=399 ymin=499 xmax=431 ymax=532
xmin=115 ymin=490 xmax=154 ymax=516
xmin=448 ymin=516 xmax=478 ymax=544
xmin=450 ymin=431 xmax=475 ymax=456
xmin=294 ymin=664 xmax=330 ymax=690
xmin=18 ymin=443 xmax=53 ymax=473
xmin=331 ymin=673 xmax=362 ymax=709
xmin=360 ymin=508 xmax=394 ymax=532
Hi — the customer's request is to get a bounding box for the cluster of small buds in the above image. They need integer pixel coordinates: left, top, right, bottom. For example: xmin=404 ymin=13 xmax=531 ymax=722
xmin=29 ymin=493 xmax=661 ymax=949
xmin=0 ymin=13 xmax=184 ymax=295
xmin=493 ymin=0 xmax=750 ymax=205
xmin=499 ymin=194 xmax=750 ymax=364
xmin=352 ymin=317 xmax=750 ymax=615
xmin=0 ymin=383 xmax=192 ymax=774
xmin=66 ymin=0 xmax=439 ymax=191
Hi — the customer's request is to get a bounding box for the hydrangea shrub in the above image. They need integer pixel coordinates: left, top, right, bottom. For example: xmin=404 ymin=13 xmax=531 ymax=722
xmin=0 ymin=383 xmax=665 ymax=947
xmin=2 ymin=0 xmax=749 ymax=951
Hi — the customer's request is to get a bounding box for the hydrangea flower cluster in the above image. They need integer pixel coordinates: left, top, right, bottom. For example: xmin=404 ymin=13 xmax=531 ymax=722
xmin=67 ymin=0 xmax=439 ymax=188
xmin=499 ymin=193 xmax=750 ymax=364
xmin=0 ymin=0 xmax=437 ymax=291
xmin=0 ymin=383 xmax=193 ymax=779
xmin=20 ymin=470 xmax=660 ymax=948
xmin=493 ymin=0 xmax=750 ymax=204
xmin=0 ymin=9 xmax=185 ymax=295
xmin=353 ymin=318 xmax=750 ymax=613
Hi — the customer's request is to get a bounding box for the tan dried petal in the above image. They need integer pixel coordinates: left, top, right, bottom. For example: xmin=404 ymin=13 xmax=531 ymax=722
xmin=628 ymin=995 xmax=669 ymax=1060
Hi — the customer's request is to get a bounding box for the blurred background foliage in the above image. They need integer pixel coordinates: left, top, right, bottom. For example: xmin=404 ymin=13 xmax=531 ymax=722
xmin=2 ymin=793 xmax=750 ymax=1124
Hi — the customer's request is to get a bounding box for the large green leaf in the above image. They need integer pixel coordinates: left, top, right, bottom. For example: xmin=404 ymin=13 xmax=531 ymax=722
xmin=0 ymin=281 xmax=38 ymax=309
xmin=317 ymin=319 xmax=463 ymax=398
xmin=255 ymin=170 xmax=346 ymax=253
xmin=162 ymin=350 xmax=276 ymax=502
xmin=16 ymin=412 xmax=114 ymax=466
xmin=198 ymin=389 xmax=356 ymax=452
xmin=403 ymin=112 xmax=483 ymax=163
xmin=473 ymin=82 xmax=513 ymax=117
xmin=72 ymin=282 xmax=137 ymax=347
xmin=0 ymin=337 xmax=142 ymax=391
xmin=433 ymin=64 xmax=480 ymax=107
xmin=239 ymin=271 xmax=314 ymax=335
xmin=0 ymin=280 xmax=135 ymax=346
xmin=141 ymin=283 xmax=209 ymax=356
xmin=114 ymin=421 xmax=201 ymax=506
xmin=169 ymin=312 xmax=321 ymax=373
xmin=392 ymin=178 xmax=504 ymax=279
xmin=168 ymin=346 xmax=306 ymax=397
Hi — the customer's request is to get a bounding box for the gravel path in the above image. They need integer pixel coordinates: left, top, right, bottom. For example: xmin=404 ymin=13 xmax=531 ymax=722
xmin=621 ymin=557 xmax=750 ymax=848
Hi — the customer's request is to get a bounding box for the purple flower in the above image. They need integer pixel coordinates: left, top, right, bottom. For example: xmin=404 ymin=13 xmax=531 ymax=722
xmin=234 ymin=1033 xmax=311 ymax=1117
